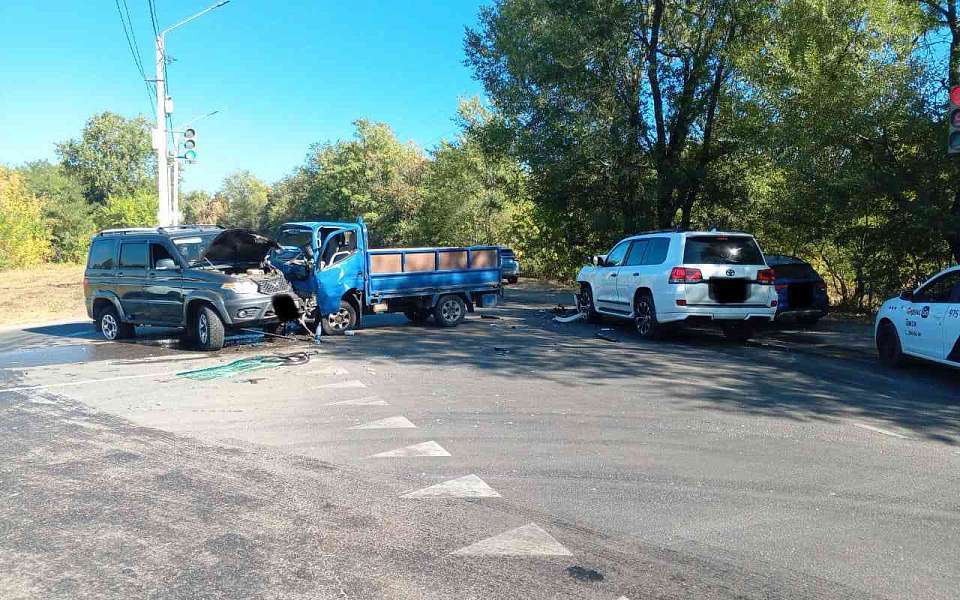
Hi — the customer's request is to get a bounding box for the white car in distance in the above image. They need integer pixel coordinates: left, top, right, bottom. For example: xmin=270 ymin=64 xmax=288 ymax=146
xmin=576 ymin=231 xmax=778 ymax=341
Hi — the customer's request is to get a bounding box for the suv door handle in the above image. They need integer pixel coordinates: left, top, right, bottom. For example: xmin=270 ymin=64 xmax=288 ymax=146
xmin=609 ymin=273 xmax=617 ymax=278
xmin=632 ymin=272 xmax=639 ymax=276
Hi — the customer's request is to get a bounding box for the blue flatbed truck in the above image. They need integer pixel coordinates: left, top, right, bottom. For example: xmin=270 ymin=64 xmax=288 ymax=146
xmin=269 ymin=218 xmax=503 ymax=334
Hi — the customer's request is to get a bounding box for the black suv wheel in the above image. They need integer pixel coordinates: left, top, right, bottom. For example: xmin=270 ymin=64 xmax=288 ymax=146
xmin=192 ymin=304 xmax=225 ymax=351
xmin=96 ymin=304 xmax=134 ymax=341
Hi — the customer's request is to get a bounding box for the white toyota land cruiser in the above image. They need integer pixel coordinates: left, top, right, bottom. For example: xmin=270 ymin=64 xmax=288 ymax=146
xmin=576 ymin=230 xmax=778 ymax=341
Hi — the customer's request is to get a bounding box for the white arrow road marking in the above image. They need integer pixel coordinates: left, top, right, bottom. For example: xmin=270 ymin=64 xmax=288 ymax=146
xmin=368 ymin=441 xmax=451 ymax=458
xmin=451 ymin=523 xmax=573 ymax=556
xmin=325 ymin=396 xmax=388 ymax=406
xmin=349 ymin=416 xmax=416 ymax=430
xmin=401 ymin=474 xmax=501 ymax=499
xmin=315 ymin=380 xmax=366 ymax=390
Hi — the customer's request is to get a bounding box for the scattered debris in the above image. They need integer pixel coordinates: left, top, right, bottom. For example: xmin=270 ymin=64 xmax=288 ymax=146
xmin=553 ymin=312 xmax=585 ymax=324
xmin=176 ymin=351 xmax=316 ymax=381
xmin=481 ymin=314 xmax=501 ymax=320
xmin=595 ymin=329 xmax=619 ymax=343
xmin=493 ymin=346 xmax=511 ymax=355
xmin=344 ymin=330 xmax=356 ymax=336
xmin=566 ymin=566 xmax=604 ymax=582
xmin=553 ymin=304 xmax=568 ymax=316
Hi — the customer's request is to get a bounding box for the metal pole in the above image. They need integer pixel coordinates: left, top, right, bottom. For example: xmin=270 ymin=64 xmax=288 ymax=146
xmin=171 ymin=158 xmax=180 ymax=225
xmin=155 ymin=33 xmax=169 ymax=226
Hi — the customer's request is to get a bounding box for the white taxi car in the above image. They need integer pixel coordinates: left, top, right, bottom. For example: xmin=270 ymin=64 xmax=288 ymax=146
xmin=875 ymin=266 xmax=960 ymax=368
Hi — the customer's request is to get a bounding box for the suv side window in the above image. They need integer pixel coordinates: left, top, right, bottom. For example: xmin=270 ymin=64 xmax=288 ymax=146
xmin=623 ymin=240 xmax=649 ymax=266
xmin=88 ymin=239 xmax=116 ymax=270
xmin=119 ymin=242 xmax=148 ymax=270
xmin=915 ymin=271 xmax=960 ymax=303
xmin=642 ymin=238 xmax=670 ymax=265
xmin=605 ymin=241 xmax=630 ymax=267
xmin=150 ymin=243 xmax=176 ymax=268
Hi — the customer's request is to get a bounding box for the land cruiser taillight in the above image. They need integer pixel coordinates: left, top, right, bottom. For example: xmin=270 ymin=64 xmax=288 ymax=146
xmin=669 ymin=267 xmax=703 ymax=284
xmin=757 ymin=268 xmax=775 ymax=285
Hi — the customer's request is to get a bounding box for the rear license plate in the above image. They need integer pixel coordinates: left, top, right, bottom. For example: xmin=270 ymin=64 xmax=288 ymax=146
xmin=709 ymin=278 xmax=748 ymax=303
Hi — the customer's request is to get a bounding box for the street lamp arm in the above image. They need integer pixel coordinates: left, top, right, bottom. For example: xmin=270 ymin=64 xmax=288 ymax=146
xmin=161 ymin=0 xmax=230 ymax=36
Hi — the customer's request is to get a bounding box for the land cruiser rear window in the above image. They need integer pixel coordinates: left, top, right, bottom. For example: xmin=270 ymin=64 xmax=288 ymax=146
xmin=683 ymin=236 xmax=763 ymax=265
xmin=88 ymin=239 xmax=116 ymax=270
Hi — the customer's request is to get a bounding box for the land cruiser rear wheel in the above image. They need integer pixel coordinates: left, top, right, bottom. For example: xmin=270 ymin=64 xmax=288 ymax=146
xmin=96 ymin=304 xmax=134 ymax=341
xmin=192 ymin=305 xmax=225 ymax=351
xmin=634 ymin=292 xmax=663 ymax=340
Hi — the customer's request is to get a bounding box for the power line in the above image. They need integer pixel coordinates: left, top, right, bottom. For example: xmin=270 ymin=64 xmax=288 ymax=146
xmin=114 ymin=0 xmax=156 ymax=118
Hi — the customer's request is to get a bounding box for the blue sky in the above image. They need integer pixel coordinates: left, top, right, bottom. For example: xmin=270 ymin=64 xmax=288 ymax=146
xmin=0 ymin=0 xmax=487 ymax=192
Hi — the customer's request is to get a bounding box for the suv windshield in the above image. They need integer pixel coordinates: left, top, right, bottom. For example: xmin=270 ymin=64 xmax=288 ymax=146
xmin=683 ymin=235 xmax=764 ymax=265
xmin=172 ymin=234 xmax=219 ymax=266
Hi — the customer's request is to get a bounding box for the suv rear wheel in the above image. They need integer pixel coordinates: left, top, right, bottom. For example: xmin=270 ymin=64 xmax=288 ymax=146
xmin=192 ymin=304 xmax=225 ymax=351
xmin=96 ymin=304 xmax=134 ymax=341
xmin=634 ymin=292 xmax=663 ymax=340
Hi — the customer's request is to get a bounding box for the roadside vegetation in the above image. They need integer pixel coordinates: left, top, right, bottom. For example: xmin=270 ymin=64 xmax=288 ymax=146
xmin=2 ymin=0 xmax=960 ymax=315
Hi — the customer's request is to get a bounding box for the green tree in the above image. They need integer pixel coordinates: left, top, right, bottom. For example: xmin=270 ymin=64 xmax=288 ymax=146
xmin=181 ymin=189 xmax=227 ymax=225
xmin=56 ymin=111 xmax=156 ymax=204
xmin=19 ymin=160 xmax=96 ymax=263
xmin=218 ymin=171 xmax=270 ymax=230
xmin=96 ymin=190 xmax=158 ymax=230
xmin=0 ymin=166 xmax=50 ymax=269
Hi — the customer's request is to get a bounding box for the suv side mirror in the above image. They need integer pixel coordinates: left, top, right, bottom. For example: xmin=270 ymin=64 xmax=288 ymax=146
xmin=591 ymin=255 xmax=604 ymax=267
xmin=155 ymin=258 xmax=178 ymax=270
xmin=899 ymin=289 xmax=914 ymax=302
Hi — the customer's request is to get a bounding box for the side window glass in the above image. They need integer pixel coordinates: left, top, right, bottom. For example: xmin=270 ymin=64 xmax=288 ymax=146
xmin=88 ymin=240 xmax=116 ymax=270
xmin=623 ymin=240 xmax=649 ymax=266
xmin=150 ymin=243 xmax=176 ymax=268
xmin=605 ymin=242 xmax=629 ymax=267
xmin=119 ymin=242 xmax=147 ymax=270
xmin=916 ymin=273 xmax=960 ymax=303
xmin=643 ymin=238 xmax=670 ymax=265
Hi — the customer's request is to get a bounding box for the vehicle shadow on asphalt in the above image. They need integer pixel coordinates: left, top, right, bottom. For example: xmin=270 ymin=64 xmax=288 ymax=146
xmin=336 ymin=281 xmax=960 ymax=446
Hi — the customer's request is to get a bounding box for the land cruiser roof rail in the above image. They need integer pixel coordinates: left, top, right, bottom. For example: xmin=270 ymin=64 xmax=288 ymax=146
xmin=97 ymin=228 xmax=158 ymax=236
xmin=157 ymin=224 xmax=223 ymax=233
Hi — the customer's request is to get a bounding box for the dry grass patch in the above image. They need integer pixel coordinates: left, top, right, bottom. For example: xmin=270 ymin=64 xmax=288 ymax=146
xmin=0 ymin=264 xmax=87 ymax=326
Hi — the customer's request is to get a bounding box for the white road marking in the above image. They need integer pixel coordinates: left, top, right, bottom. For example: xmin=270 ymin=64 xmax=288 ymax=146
xmin=306 ymin=366 xmax=350 ymax=376
xmin=0 ymin=371 xmax=174 ymax=393
xmin=451 ymin=523 xmax=573 ymax=557
xmin=368 ymin=441 xmax=451 ymax=458
xmin=349 ymin=416 xmax=416 ymax=430
xmin=402 ymin=474 xmax=501 ymax=499
xmin=853 ymin=423 xmax=908 ymax=439
xmin=314 ymin=380 xmax=366 ymax=390
xmin=325 ymin=396 xmax=389 ymax=406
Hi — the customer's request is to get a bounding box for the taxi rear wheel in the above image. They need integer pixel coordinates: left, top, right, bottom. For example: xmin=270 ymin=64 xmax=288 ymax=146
xmin=877 ymin=321 xmax=904 ymax=368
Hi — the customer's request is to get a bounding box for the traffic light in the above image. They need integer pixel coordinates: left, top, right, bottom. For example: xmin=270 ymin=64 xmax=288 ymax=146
xmin=182 ymin=128 xmax=197 ymax=162
xmin=949 ymin=86 xmax=960 ymax=155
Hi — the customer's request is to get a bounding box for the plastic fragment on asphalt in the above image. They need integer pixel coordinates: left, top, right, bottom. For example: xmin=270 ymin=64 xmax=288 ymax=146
xmin=176 ymin=352 xmax=313 ymax=381
xmin=553 ymin=313 xmax=585 ymax=323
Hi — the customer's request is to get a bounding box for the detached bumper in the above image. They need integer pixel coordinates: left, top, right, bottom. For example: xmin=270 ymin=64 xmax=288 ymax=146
xmin=222 ymin=292 xmax=297 ymax=326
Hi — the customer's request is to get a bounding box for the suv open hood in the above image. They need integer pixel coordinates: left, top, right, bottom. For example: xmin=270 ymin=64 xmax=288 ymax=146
xmin=201 ymin=229 xmax=280 ymax=265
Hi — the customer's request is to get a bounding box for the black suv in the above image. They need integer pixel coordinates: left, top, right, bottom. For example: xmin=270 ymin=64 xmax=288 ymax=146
xmin=83 ymin=225 xmax=296 ymax=350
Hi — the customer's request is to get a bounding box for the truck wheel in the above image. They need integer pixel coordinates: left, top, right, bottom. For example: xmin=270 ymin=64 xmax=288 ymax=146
xmin=96 ymin=304 xmax=134 ymax=341
xmin=434 ymin=295 xmax=466 ymax=327
xmin=507 ymin=276 xmax=518 ymax=284
xmin=877 ymin=321 xmax=904 ymax=368
xmin=320 ymin=300 xmax=358 ymax=335
xmin=634 ymin=292 xmax=663 ymax=340
xmin=722 ymin=322 xmax=754 ymax=343
xmin=576 ymin=284 xmax=601 ymax=323
xmin=193 ymin=305 xmax=225 ymax=351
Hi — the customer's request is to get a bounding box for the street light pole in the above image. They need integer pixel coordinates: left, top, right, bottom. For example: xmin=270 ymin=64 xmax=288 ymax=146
xmin=152 ymin=1 xmax=231 ymax=227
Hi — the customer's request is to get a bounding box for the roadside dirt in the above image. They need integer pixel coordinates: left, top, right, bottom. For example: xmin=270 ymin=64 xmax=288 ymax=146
xmin=0 ymin=264 xmax=86 ymax=326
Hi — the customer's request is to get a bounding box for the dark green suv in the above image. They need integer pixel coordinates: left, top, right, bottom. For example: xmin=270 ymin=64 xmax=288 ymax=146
xmin=83 ymin=225 xmax=297 ymax=350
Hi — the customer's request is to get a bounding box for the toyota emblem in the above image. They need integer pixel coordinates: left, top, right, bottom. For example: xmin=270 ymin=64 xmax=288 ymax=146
xmin=725 ymin=269 xmax=736 ymax=277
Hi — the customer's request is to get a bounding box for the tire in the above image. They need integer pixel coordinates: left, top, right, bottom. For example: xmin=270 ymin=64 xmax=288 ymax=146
xmin=404 ymin=309 xmax=430 ymax=324
xmin=577 ymin=284 xmax=601 ymax=323
xmin=96 ymin=304 xmax=134 ymax=341
xmin=506 ymin=276 xmax=518 ymax=284
xmin=877 ymin=321 xmax=904 ymax=368
xmin=633 ymin=292 xmax=663 ymax=340
xmin=434 ymin=294 xmax=467 ymax=327
xmin=192 ymin=304 xmax=225 ymax=351
xmin=320 ymin=300 xmax=359 ymax=335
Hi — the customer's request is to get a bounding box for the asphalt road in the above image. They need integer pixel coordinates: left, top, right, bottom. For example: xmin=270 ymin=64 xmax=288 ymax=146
xmin=1 ymin=281 xmax=958 ymax=599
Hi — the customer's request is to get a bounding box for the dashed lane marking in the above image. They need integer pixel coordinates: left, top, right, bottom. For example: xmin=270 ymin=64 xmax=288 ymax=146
xmin=314 ymin=380 xmax=366 ymax=390
xmin=853 ymin=422 xmax=908 ymax=439
xmin=401 ymin=474 xmax=501 ymax=499
xmin=306 ymin=366 xmax=350 ymax=376
xmin=368 ymin=441 xmax=451 ymax=458
xmin=451 ymin=523 xmax=573 ymax=557
xmin=0 ymin=371 xmax=173 ymax=393
xmin=325 ymin=396 xmax=389 ymax=406
xmin=349 ymin=416 xmax=416 ymax=430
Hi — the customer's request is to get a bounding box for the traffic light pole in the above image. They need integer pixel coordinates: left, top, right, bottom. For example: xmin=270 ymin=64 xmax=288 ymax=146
xmin=155 ymin=33 xmax=170 ymax=226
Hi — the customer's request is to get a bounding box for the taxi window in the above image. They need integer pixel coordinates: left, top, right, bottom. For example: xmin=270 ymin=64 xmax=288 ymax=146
xmin=915 ymin=271 xmax=960 ymax=303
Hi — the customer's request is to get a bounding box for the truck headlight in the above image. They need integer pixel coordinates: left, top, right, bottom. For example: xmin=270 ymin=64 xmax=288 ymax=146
xmin=222 ymin=280 xmax=259 ymax=295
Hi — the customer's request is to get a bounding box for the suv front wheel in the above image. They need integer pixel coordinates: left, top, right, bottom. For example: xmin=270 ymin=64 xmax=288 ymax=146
xmin=192 ymin=304 xmax=225 ymax=351
xmin=96 ymin=304 xmax=134 ymax=341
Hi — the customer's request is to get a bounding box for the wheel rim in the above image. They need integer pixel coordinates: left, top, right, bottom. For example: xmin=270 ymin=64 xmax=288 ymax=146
xmin=635 ymin=300 xmax=653 ymax=335
xmin=578 ymin=289 xmax=593 ymax=315
xmin=440 ymin=299 xmax=462 ymax=322
xmin=101 ymin=314 xmax=118 ymax=340
xmin=327 ymin=307 xmax=352 ymax=331
xmin=198 ymin=314 xmax=209 ymax=344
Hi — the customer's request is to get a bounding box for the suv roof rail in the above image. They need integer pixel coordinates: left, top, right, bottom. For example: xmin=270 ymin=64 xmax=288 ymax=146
xmin=629 ymin=228 xmax=685 ymax=236
xmin=97 ymin=228 xmax=158 ymax=236
xmin=158 ymin=224 xmax=223 ymax=233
